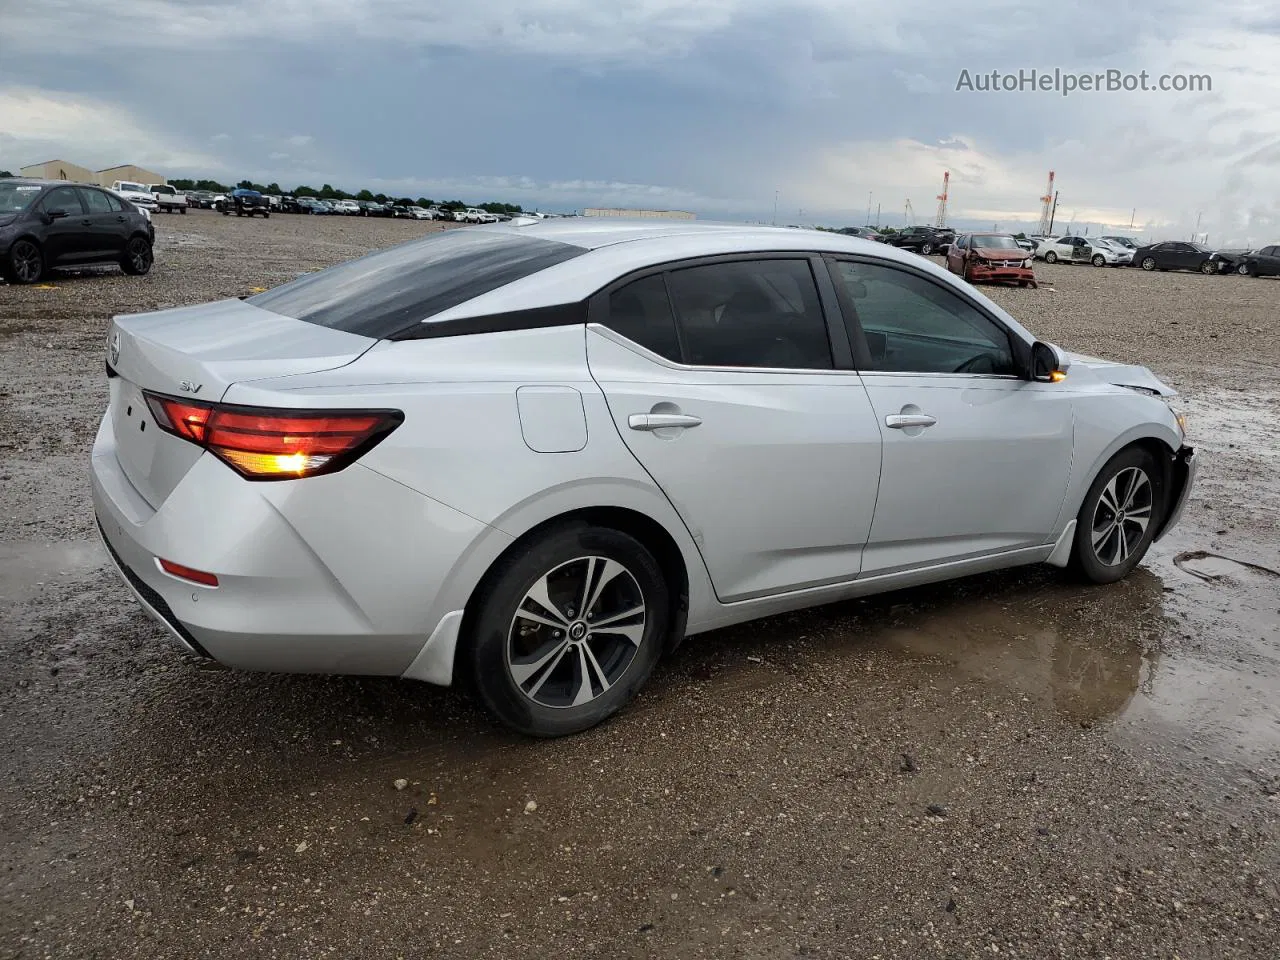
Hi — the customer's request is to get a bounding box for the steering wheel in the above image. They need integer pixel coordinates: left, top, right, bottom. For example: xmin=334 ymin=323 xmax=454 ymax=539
xmin=953 ymin=353 xmax=1000 ymax=374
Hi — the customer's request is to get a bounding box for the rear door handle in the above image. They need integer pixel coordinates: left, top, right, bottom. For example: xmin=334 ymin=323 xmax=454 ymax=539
xmin=628 ymin=413 xmax=703 ymax=431
xmin=82 ymin=219 xmax=93 ymax=226
xmin=885 ymin=414 xmax=937 ymax=429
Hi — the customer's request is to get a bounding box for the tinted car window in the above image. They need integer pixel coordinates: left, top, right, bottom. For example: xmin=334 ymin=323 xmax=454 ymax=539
xmin=41 ymin=187 xmax=83 ymax=217
xmin=833 ymin=260 xmax=1016 ymax=376
xmin=664 ymin=259 xmax=831 ymax=369
xmin=249 ymin=230 xmax=587 ymax=339
xmin=605 ymin=274 xmax=681 ymax=361
xmin=79 ymin=188 xmax=114 ymax=214
xmin=104 ymin=192 xmax=124 ymax=212
xmin=0 ymin=182 xmax=45 ymax=213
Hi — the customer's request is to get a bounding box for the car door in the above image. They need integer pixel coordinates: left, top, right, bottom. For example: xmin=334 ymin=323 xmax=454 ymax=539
xmin=1163 ymin=242 xmax=1192 ymax=270
xmin=947 ymin=235 xmax=967 ymax=273
xmin=1259 ymin=246 xmax=1280 ymax=276
xmin=36 ymin=186 xmax=91 ymax=264
xmin=77 ymin=187 xmax=127 ymax=257
xmin=585 ymin=256 xmax=883 ymax=603
xmin=826 ymin=256 xmax=1074 ymax=576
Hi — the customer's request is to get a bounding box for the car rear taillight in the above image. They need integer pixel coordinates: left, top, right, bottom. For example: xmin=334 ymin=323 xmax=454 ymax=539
xmin=143 ymin=393 xmax=402 ymax=481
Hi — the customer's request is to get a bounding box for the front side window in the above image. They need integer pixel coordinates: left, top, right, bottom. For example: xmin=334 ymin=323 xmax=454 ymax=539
xmin=248 ymin=229 xmax=587 ymax=338
xmin=664 ymin=259 xmax=832 ymax=369
xmin=41 ymin=187 xmax=83 ymax=218
xmin=832 ymin=260 xmax=1017 ymax=376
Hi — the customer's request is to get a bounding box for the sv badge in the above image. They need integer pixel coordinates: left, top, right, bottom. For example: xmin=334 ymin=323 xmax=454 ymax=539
xmin=179 ymin=380 xmax=203 ymax=394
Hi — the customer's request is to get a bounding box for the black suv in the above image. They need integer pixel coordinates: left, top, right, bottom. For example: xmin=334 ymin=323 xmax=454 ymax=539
xmin=1 ymin=178 xmax=155 ymax=284
xmin=217 ymin=189 xmax=271 ymax=218
xmin=884 ymin=225 xmax=955 ymax=255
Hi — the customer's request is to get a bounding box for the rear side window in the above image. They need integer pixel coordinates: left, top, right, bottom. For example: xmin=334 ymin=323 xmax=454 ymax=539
xmin=605 ymin=275 xmax=681 ymax=361
xmin=79 ymin=188 xmax=113 ymax=214
xmin=248 ymin=230 xmax=587 ymax=339
xmin=665 ymin=259 xmax=832 ymax=369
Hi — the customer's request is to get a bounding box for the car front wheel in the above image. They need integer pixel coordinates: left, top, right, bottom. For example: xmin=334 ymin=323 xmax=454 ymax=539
xmin=1044 ymin=251 xmax=1058 ymax=264
xmin=4 ymin=239 xmax=45 ymax=284
xmin=465 ymin=523 xmax=670 ymax=737
xmin=1092 ymin=254 xmax=1106 ymax=267
xmin=1071 ymin=446 xmax=1166 ymax=584
xmin=1237 ymin=262 xmax=1255 ymax=276
xmin=1199 ymin=260 xmax=1216 ymax=275
xmin=920 ymin=242 xmax=933 ymax=255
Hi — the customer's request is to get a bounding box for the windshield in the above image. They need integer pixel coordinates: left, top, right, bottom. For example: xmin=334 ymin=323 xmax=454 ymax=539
xmin=247 ymin=230 xmax=587 ymax=339
xmin=0 ymin=183 xmax=44 ymax=213
xmin=970 ymin=235 xmax=1019 ymax=249
xmin=119 ymin=182 xmax=148 ymax=193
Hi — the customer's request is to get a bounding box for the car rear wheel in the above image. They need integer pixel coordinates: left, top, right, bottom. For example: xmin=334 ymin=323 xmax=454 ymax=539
xmin=1092 ymin=254 xmax=1106 ymax=267
xmin=1071 ymin=446 xmax=1166 ymax=584
xmin=4 ymin=239 xmax=45 ymax=284
xmin=1045 ymin=251 xmax=1058 ymax=264
xmin=120 ymin=236 xmax=153 ymax=276
xmin=466 ymin=523 xmax=670 ymax=737
xmin=920 ymin=242 xmax=933 ymax=256
xmin=1141 ymin=256 xmax=1156 ymax=271
xmin=1199 ymin=260 xmax=1216 ymax=275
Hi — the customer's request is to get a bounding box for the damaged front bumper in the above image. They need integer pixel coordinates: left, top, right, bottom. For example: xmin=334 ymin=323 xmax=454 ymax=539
xmin=1154 ymin=445 xmax=1197 ymax=541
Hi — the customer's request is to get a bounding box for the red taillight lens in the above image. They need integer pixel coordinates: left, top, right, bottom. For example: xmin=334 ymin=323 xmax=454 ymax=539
xmin=157 ymin=558 xmax=219 ymax=587
xmin=143 ymin=392 xmax=402 ymax=481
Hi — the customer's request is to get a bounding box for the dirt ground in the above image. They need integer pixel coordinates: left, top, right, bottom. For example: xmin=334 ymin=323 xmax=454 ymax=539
xmin=2 ymin=211 xmax=1278 ymax=959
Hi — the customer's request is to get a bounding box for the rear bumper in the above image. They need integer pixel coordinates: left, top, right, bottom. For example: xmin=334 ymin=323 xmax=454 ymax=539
xmin=90 ymin=410 xmax=494 ymax=679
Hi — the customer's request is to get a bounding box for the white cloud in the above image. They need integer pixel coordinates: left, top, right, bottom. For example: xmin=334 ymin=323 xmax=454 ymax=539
xmin=286 ymin=135 xmax=313 ymax=147
xmin=0 ymin=86 xmax=221 ymax=172
xmin=268 ymin=152 xmax=290 ymax=160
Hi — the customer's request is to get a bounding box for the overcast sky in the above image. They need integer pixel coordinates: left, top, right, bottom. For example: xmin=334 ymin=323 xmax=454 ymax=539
xmin=3 ymin=0 xmax=1280 ymax=241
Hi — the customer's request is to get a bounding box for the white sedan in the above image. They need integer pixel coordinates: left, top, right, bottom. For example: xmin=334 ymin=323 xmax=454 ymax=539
xmin=1034 ymin=236 xmax=1095 ymax=264
xmin=92 ymin=221 xmax=1195 ymax=737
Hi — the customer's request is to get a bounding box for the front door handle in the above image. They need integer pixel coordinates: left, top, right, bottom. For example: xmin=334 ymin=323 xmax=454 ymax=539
xmin=885 ymin=413 xmax=937 ymax=429
xmin=629 ymin=413 xmax=703 ymax=431
xmin=82 ymin=219 xmax=93 ymax=226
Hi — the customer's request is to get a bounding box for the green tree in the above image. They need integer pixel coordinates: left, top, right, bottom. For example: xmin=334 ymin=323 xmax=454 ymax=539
xmin=169 ymin=178 xmax=195 ymax=189
xmin=0 ymin=170 xmax=13 ymax=178
xmin=265 ymin=182 xmax=281 ymax=194
xmin=195 ymin=179 xmax=228 ymax=192
xmin=293 ymin=184 xmax=318 ymax=197
xmin=395 ymin=197 xmax=413 ymax=206
xmin=417 ymin=197 xmax=433 ymax=207
xmin=356 ymin=189 xmax=375 ymax=201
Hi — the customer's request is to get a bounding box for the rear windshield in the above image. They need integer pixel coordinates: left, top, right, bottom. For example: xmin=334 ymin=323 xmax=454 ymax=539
xmin=248 ymin=229 xmax=587 ymax=338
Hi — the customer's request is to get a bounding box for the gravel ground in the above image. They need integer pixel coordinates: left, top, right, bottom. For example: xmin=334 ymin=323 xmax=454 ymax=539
xmin=2 ymin=212 xmax=1278 ymax=959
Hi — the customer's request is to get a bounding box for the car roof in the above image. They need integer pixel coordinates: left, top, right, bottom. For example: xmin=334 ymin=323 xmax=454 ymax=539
xmin=1 ymin=177 xmax=82 ymax=188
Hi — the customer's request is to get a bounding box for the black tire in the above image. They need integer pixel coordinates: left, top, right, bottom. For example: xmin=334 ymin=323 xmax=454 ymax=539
xmin=1141 ymin=257 xmax=1156 ymax=271
xmin=120 ymin=235 xmax=153 ymax=276
xmin=263 ymin=211 xmax=270 ymax=218
xmin=920 ymin=241 xmax=933 ymax=256
xmin=1199 ymin=260 xmax=1216 ymax=275
xmin=465 ymin=523 xmax=671 ymax=738
xmin=180 ymin=207 xmax=186 ymax=214
xmin=4 ymin=238 xmax=45 ymax=284
xmin=1092 ymin=254 xmax=1106 ymax=267
xmin=1237 ymin=262 xmax=1254 ymax=276
xmin=1070 ymin=446 xmax=1167 ymax=585
xmin=1045 ymin=250 xmax=1058 ymax=264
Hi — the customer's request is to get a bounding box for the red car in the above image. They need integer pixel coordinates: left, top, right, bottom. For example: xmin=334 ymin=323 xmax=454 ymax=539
xmin=946 ymin=233 xmax=1037 ymax=287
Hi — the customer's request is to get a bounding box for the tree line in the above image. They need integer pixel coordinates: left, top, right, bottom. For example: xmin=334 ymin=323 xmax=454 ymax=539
xmin=166 ymin=178 xmax=523 ymax=214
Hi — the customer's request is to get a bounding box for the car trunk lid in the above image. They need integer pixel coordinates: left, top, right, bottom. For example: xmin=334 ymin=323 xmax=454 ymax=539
xmin=106 ymin=298 xmax=376 ymax=508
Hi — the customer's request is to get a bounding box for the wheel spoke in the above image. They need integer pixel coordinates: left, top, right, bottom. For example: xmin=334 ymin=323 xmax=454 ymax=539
xmin=1121 ymin=469 xmax=1149 ymax=511
xmin=1115 ymin=525 xmax=1131 ymax=563
xmin=588 ymin=603 xmax=644 ymax=630
xmin=1092 ymin=521 xmax=1116 ymax=549
xmin=582 ymin=558 xmax=627 ymax=621
xmin=570 ymin=645 xmax=597 ymax=706
xmin=514 ymin=607 xmax=567 ymax=631
xmin=523 ymin=642 xmax=572 ymax=698
xmin=1099 ymin=476 xmax=1121 ymax=516
xmin=595 ymin=622 xmax=644 ymax=647
xmin=524 ymin=574 xmax=569 ymax=626
xmin=581 ymin=643 xmax=612 ymax=698
xmin=1124 ymin=514 xmax=1149 ymax=534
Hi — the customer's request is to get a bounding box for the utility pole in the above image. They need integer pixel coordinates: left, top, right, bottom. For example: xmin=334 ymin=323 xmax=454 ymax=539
xmin=866 ymin=191 xmax=872 ymax=225
xmin=1048 ymin=190 xmax=1059 ymax=234
xmin=773 ymin=190 xmax=778 ymax=226
xmin=1192 ymin=211 xmax=1202 ymax=239
xmin=1129 ymin=208 xmax=1135 ymax=230
xmin=875 ymin=203 xmax=880 ymax=227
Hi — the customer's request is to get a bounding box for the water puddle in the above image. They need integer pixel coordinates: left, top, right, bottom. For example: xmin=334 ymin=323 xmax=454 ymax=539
xmin=0 ymin=540 xmax=106 ymax=608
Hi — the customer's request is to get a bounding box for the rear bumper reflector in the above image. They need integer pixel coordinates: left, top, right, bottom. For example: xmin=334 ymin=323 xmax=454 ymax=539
xmin=157 ymin=558 xmax=220 ymax=587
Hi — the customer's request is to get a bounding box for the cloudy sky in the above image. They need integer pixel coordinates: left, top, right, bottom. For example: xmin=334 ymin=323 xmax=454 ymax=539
xmin=3 ymin=0 xmax=1280 ymax=241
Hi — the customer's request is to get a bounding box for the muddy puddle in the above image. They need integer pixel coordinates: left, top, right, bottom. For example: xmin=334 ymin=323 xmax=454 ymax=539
xmin=0 ymin=539 xmax=105 ymax=608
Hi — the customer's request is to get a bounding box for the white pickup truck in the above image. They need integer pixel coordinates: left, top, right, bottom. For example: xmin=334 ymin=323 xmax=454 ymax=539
xmin=149 ymin=183 xmax=188 ymax=214
xmin=111 ymin=181 xmax=158 ymax=212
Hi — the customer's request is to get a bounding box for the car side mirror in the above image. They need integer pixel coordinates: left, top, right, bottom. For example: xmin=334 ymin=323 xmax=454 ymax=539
xmin=1030 ymin=341 xmax=1066 ymax=382
xmin=45 ymin=209 xmax=68 ymax=221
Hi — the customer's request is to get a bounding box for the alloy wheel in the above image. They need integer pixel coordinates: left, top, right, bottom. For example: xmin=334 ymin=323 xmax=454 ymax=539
xmin=1237 ymin=262 xmax=1251 ymax=276
xmin=1141 ymin=257 xmax=1156 ymax=270
xmin=507 ymin=556 xmax=646 ymax=709
xmin=1092 ymin=254 xmax=1105 ymax=267
xmin=1090 ymin=467 xmax=1153 ymax=567
xmin=1200 ymin=260 xmax=1215 ymax=275
xmin=1045 ymin=251 xmax=1057 ymax=263
xmin=10 ymin=240 xmax=42 ymax=283
xmin=128 ymin=238 xmax=151 ymax=273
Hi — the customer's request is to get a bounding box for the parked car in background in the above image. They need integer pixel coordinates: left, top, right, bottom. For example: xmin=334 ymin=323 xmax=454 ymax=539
xmin=333 ymin=199 xmax=361 ymax=216
xmin=407 ymin=206 xmax=433 ymax=220
xmin=884 ymin=225 xmax=953 ymax=255
xmin=1014 ymin=237 xmax=1036 ymax=252
xmin=1085 ymin=237 xmax=1132 ymax=267
xmin=1035 ymin=236 xmax=1094 ymax=264
xmin=110 ymin=181 xmax=158 ymax=212
xmin=90 ymin=221 xmax=1195 ymax=737
xmin=1227 ymin=244 xmax=1280 ymax=276
xmin=1205 ymin=248 xmax=1252 ymax=274
xmin=946 ymin=233 xmax=1037 ymax=287
xmin=186 ymin=190 xmax=217 ymax=209
xmin=149 ymin=184 xmax=188 ymax=214
xmin=218 ymin=188 xmax=271 ymax=217
xmin=840 ymin=226 xmax=885 ymax=242
xmin=388 ymin=205 xmax=412 ymax=218
xmin=1130 ymin=241 xmax=1220 ymax=274
xmin=462 ymin=207 xmax=498 ymax=224
xmin=1100 ymin=236 xmax=1139 ymax=251
xmin=1 ymin=178 xmax=155 ymax=284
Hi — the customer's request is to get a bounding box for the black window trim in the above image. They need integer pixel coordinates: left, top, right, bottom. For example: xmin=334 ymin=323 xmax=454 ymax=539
xmin=39 ymin=185 xmax=87 ymax=217
xmin=822 ymin=253 xmax=1032 ymax=380
xmin=586 ymin=250 xmax=856 ymax=373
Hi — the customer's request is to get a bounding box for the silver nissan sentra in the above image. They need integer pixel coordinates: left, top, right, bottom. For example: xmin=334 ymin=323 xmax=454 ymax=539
xmin=91 ymin=219 xmax=1196 ymax=737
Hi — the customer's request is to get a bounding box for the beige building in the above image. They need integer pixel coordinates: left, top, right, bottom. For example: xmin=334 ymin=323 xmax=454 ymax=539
xmin=95 ymin=164 xmax=166 ymax=187
xmin=18 ymin=159 xmax=99 ymax=183
xmin=583 ymin=207 xmax=695 ymax=220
